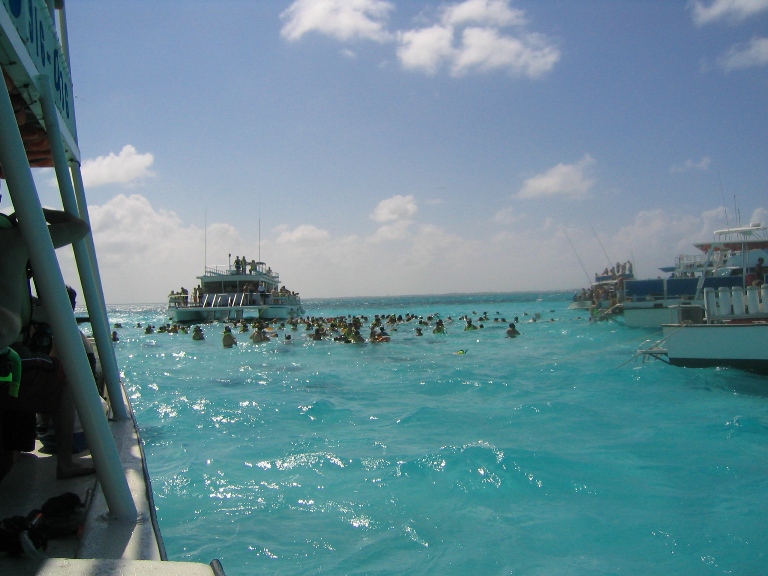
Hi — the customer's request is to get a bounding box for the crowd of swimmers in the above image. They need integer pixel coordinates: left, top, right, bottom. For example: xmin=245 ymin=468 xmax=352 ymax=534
xmin=113 ymin=309 xmax=559 ymax=348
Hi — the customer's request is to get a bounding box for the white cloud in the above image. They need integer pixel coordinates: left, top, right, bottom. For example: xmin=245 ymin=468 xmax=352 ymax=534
xmin=441 ymin=0 xmax=526 ymax=27
xmin=450 ymin=27 xmax=560 ymax=77
xmin=370 ymin=194 xmax=418 ymax=222
xmin=398 ymin=0 xmax=559 ymax=78
xmin=690 ymin=0 xmax=768 ymax=25
xmin=69 ymin=192 xmax=768 ymax=303
xmin=80 ymin=145 xmax=154 ymax=187
xmin=716 ymin=36 xmax=768 ymax=70
xmin=81 ymin=194 xmax=233 ymax=302
xmin=280 ymin=0 xmax=394 ymax=42
xmin=397 ymin=25 xmax=456 ymax=74
xmin=517 ymin=155 xmax=596 ymax=200
xmin=492 ymin=206 xmax=525 ymax=225
xmin=670 ymin=156 xmax=712 ymax=172
xmin=275 ymin=224 xmax=331 ymax=243
xmin=281 ymin=0 xmax=559 ymax=79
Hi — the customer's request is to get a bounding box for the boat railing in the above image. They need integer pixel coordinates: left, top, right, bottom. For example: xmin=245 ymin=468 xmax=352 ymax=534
xmin=204 ymin=264 xmax=280 ymax=282
xmin=702 ymin=285 xmax=768 ymax=321
xmin=674 ymin=252 xmax=724 ymax=271
xmin=185 ymin=292 xmax=302 ymax=308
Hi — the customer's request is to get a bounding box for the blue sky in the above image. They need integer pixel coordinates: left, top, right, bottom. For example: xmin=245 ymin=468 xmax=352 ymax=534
xmin=9 ymin=0 xmax=768 ymax=302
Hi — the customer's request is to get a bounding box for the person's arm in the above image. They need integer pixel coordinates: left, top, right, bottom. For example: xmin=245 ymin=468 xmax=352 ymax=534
xmin=43 ymin=208 xmax=89 ymax=248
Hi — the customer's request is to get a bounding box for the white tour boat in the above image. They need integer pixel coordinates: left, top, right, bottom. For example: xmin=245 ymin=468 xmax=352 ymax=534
xmin=0 ymin=2 xmax=225 ymax=574
xmin=168 ymin=258 xmax=304 ymax=323
xmin=636 ymin=285 xmax=768 ymax=374
xmin=621 ymin=223 xmax=768 ymax=328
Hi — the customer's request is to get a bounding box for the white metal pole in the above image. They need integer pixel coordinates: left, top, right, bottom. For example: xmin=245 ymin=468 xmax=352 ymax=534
xmin=0 ymin=79 xmax=137 ymax=520
xmin=37 ymin=76 xmax=128 ymax=420
xmin=69 ymin=163 xmax=128 ymax=419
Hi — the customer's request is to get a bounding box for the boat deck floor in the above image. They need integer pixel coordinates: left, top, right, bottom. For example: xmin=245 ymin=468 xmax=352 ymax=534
xmin=0 ymin=421 xmax=221 ymax=575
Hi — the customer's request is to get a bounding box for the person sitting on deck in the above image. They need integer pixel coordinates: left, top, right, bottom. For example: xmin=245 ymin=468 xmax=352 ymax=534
xmin=754 ymin=258 xmax=765 ymax=286
xmin=0 ymin=206 xmax=95 ymax=480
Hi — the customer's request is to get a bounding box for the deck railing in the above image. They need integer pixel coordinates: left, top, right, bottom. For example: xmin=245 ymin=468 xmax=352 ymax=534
xmin=170 ymin=292 xmax=301 ymax=308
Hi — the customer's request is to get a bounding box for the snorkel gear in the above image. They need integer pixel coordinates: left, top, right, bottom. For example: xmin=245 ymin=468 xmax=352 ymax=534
xmin=0 ymin=347 xmax=21 ymax=397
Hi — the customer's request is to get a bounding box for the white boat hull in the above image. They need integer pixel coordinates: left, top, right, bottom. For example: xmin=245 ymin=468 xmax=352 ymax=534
xmin=623 ymin=302 xmax=702 ymax=328
xmin=662 ymin=322 xmax=768 ymax=372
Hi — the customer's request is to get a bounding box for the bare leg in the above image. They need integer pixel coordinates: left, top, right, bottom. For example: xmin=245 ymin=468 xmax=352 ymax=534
xmin=54 ymin=379 xmax=95 ymax=479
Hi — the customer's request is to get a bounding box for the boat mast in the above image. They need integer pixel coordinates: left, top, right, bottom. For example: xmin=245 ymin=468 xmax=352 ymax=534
xmin=591 ymin=225 xmax=613 ymax=269
xmin=563 ymin=229 xmax=592 ymax=285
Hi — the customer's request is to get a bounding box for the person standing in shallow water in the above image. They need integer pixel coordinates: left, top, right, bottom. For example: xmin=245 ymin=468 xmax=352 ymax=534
xmin=506 ymin=323 xmax=521 ymax=338
xmin=222 ymin=326 xmax=237 ymax=348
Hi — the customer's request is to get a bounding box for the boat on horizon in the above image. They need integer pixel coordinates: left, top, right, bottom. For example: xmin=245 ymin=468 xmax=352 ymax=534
xmin=168 ymin=257 xmax=304 ymax=323
xmin=621 ymin=223 xmax=768 ymax=328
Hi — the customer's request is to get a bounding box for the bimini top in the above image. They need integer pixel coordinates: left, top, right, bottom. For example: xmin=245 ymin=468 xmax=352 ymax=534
xmin=693 ymin=223 xmax=768 ymax=253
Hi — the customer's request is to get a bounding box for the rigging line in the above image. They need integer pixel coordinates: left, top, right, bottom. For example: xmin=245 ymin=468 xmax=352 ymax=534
xmin=563 ymin=228 xmax=592 ymax=286
xmin=590 ymin=224 xmax=613 ymax=268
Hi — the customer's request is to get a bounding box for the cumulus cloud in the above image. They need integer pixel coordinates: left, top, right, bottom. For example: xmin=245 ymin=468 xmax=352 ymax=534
xmin=441 ymin=0 xmax=527 ymax=27
xmin=280 ymin=0 xmax=394 ymax=42
xmin=449 ymin=27 xmax=559 ymax=77
xmin=397 ymin=24 xmax=456 ymax=74
xmin=690 ymin=0 xmax=768 ymax=25
xmin=716 ymin=36 xmax=768 ymax=70
xmin=281 ymin=0 xmax=559 ymax=78
xmin=82 ymin=194 xmax=235 ymax=302
xmin=398 ymin=0 xmax=559 ymax=77
xmin=80 ymin=145 xmax=154 ymax=187
xmin=492 ymin=206 xmax=526 ymax=225
xmin=370 ymin=194 xmax=418 ymax=222
xmin=275 ymin=224 xmax=331 ymax=243
xmin=517 ymin=155 xmax=596 ymax=200
xmin=670 ymin=156 xmax=712 ymax=172
xmin=68 ymin=191 xmax=767 ymax=303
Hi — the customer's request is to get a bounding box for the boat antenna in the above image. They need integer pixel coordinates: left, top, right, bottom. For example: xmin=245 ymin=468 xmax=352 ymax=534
xmin=590 ymin=225 xmax=613 ymax=268
xmin=258 ymin=217 xmax=261 ymax=263
xmin=718 ymin=170 xmax=730 ymax=230
xmin=563 ymin=228 xmax=592 ymax=285
xmin=204 ymin=210 xmax=207 ymax=272
xmin=734 ymin=194 xmax=740 ymax=227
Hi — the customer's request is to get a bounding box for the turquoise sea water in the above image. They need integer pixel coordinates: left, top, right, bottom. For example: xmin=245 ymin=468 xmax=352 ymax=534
xmin=107 ymin=292 xmax=768 ymax=575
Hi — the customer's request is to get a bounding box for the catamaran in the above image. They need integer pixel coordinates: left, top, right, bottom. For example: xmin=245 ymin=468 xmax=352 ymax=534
xmin=168 ymin=258 xmax=304 ymax=324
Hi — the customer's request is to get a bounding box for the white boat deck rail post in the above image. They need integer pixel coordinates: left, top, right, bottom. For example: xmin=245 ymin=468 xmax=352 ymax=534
xmin=36 ymin=73 xmax=128 ymax=421
xmin=0 ymin=75 xmax=138 ymax=520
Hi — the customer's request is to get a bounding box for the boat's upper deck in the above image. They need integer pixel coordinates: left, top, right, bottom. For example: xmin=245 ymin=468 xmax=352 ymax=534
xmin=0 ymin=0 xmax=79 ymax=173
